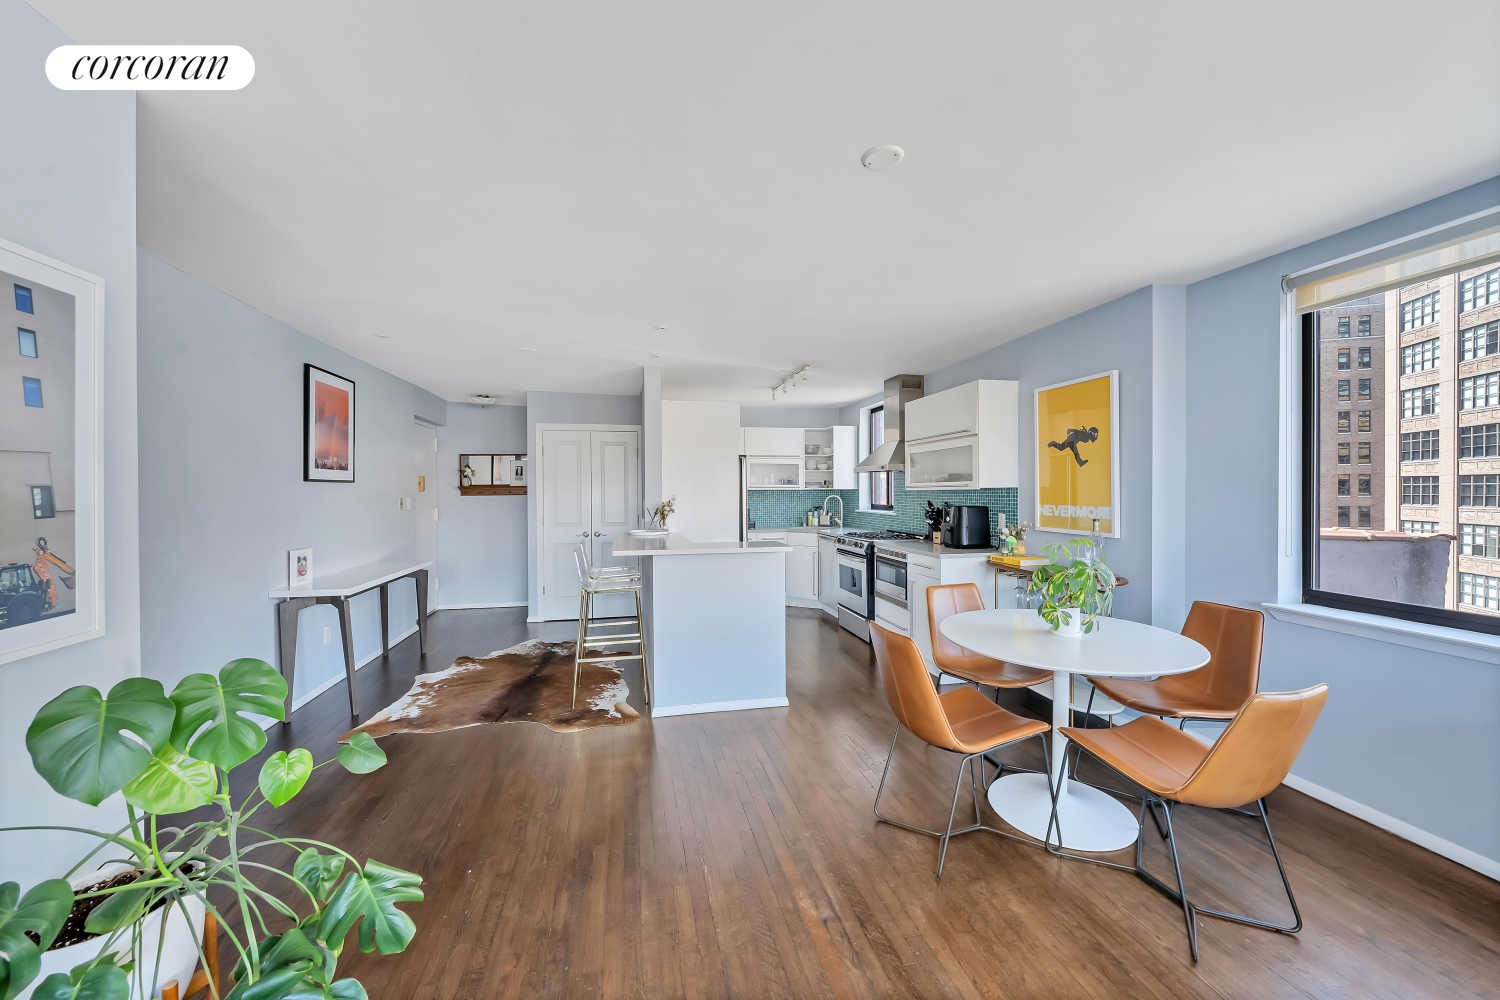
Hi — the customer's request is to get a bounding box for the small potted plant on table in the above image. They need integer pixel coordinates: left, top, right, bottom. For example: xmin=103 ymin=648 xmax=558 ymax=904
xmin=1028 ymin=538 xmax=1114 ymax=636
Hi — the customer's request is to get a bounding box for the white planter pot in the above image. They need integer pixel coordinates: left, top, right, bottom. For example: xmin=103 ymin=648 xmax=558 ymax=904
xmin=20 ymin=861 xmax=206 ymax=1000
xmin=1046 ymin=607 xmax=1085 ymax=637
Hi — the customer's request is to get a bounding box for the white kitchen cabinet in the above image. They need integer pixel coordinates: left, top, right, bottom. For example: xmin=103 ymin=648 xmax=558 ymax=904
xmin=746 ymin=458 xmax=803 ymax=489
xmin=743 ymin=426 xmax=803 ymax=457
xmin=818 ymin=536 xmax=838 ymax=615
xmin=907 ymin=552 xmax=993 ymax=673
xmin=786 ymin=534 xmax=819 ymax=607
xmin=909 ymin=566 xmax=940 ymax=666
xmin=903 ymin=380 xmax=1018 ymax=490
xmin=802 ymin=425 xmax=857 ymax=491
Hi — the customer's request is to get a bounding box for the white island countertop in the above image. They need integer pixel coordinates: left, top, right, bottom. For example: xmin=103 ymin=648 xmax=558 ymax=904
xmin=611 ymin=532 xmax=792 ymax=556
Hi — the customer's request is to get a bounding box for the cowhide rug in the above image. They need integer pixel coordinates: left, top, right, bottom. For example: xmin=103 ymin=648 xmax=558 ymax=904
xmin=337 ymin=639 xmax=639 ymax=742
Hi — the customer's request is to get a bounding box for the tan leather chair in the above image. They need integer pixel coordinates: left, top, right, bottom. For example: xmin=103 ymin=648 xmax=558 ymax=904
xmin=928 ymin=583 xmax=1050 ymax=690
xmin=869 ymin=621 xmax=1050 ymax=875
xmin=1087 ymin=601 xmax=1263 ymax=724
xmin=1049 ymin=684 xmax=1329 ymax=962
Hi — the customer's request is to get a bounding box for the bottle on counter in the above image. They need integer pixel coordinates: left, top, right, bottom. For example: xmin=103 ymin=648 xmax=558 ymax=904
xmin=1089 ymin=518 xmax=1107 ymax=563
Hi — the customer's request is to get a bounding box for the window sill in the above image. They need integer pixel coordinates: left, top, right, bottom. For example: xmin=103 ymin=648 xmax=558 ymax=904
xmin=1262 ymin=602 xmax=1500 ymax=664
xmin=858 ymin=508 xmax=898 ymax=516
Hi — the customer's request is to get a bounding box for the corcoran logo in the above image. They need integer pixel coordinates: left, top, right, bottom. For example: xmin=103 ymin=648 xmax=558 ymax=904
xmin=46 ymin=45 xmax=254 ymax=90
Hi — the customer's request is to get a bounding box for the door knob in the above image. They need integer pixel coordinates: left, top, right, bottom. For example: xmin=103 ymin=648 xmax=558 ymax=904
xmin=594 ymin=531 xmax=603 ymax=537
xmin=578 ymin=532 xmax=589 ymax=537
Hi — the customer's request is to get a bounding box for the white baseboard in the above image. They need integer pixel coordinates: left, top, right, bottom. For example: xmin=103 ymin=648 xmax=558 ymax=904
xmin=257 ymin=624 xmax=424 ymax=727
xmin=435 ymin=601 xmax=527 ymax=610
xmin=1282 ymin=772 xmax=1500 ymax=882
xmin=652 ymin=696 xmax=789 ymax=718
xmin=786 ymin=597 xmax=822 ymax=609
xmin=526 ymin=616 xmax=542 ymax=623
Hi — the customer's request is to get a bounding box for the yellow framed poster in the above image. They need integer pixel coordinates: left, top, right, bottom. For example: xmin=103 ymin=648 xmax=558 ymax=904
xmin=1034 ymin=370 xmax=1119 ymax=537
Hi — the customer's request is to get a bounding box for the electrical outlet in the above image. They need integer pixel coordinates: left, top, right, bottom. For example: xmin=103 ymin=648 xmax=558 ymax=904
xmin=323 ymin=626 xmax=332 ymax=645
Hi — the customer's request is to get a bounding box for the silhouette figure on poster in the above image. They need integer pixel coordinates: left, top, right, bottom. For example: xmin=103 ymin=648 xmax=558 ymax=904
xmin=1048 ymin=426 xmax=1098 ymax=467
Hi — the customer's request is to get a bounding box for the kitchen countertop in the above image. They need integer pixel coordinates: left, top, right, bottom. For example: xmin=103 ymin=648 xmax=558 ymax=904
xmin=612 ymin=532 xmax=792 ymax=556
xmin=748 ymin=527 xmax=998 ymax=559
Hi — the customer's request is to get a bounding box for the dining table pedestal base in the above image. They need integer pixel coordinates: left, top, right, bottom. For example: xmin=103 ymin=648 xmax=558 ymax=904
xmin=987 ymin=772 xmax=1140 ymax=853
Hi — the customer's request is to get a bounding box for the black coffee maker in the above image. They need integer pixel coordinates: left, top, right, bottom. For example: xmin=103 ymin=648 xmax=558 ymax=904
xmin=940 ymin=505 xmax=991 ymax=549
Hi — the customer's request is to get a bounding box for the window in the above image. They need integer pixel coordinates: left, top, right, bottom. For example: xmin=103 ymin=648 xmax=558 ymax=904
xmin=13 ymin=284 xmax=33 ymax=314
xmin=1338 ymin=379 xmax=1351 ymax=400
xmin=1460 ymin=474 xmax=1500 ymax=507
xmin=1337 ymin=474 xmax=1351 ymax=496
xmin=1337 ymin=411 xmax=1350 ymax=433
xmin=1358 ymin=346 xmax=1371 ymax=369
xmin=1337 ymin=442 xmax=1350 ymax=464
xmin=1460 ymin=573 xmax=1500 ymax=610
xmin=1358 ymin=410 xmax=1372 ymax=432
xmin=1357 ymin=474 xmax=1371 ymax=496
xmin=1401 ymin=429 xmax=1438 ymax=461
xmin=1461 ymin=322 xmax=1499 ymax=360
xmin=1401 ymin=520 xmax=1440 ymax=534
xmin=1402 ymin=337 xmax=1440 ymax=372
xmin=18 ymin=328 xmax=36 ymax=358
xmin=1337 ymin=318 xmax=1350 ymax=337
xmin=867 ymin=405 xmax=892 ymax=511
xmin=1357 ymin=442 xmax=1371 ymax=464
xmin=21 ymin=377 xmax=41 ymax=408
xmin=1461 ymin=372 xmax=1500 ymax=410
xmin=1357 ymin=506 xmax=1371 ymax=527
xmin=1401 ymin=385 xmax=1438 ymax=416
xmin=1401 ymin=476 xmax=1439 ymax=506
xmin=1358 ymin=316 xmax=1371 ymax=336
xmin=1358 ymin=378 xmax=1371 ymax=400
xmin=30 ymin=485 xmax=54 ymax=519
xmin=1461 ymin=266 xmax=1500 ymax=313
xmin=1460 ymin=423 xmax=1499 ymax=457
xmin=1337 ymin=349 xmax=1350 ymax=370
xmin=1401 ymin=291 xmax=1440 ymax=331
xmin=1337 ymin=505 xmax=1350 ymax=527
xmin=1461 ymin=523 xmax=1500 ymax=558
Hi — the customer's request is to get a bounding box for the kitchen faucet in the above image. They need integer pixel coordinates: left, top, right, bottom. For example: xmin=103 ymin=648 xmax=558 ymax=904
xmin=822 ymin=494 xmax=844 ymax=528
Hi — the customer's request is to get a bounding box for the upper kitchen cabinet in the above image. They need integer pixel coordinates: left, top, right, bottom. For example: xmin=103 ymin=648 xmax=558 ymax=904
xmin=903 ymin=380 xmax=1018 ymax=489
xmin=802 ymin=426 xmax=856 ymax=490
xmin=743 ymin=426 xmax=804 ymax=457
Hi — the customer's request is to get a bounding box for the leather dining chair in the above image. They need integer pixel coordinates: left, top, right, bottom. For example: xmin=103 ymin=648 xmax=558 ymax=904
xmin=928 ymin=583 xmax=1051 ymax=692
xmin=1048 ymin=684 xmax=1329 ymax=962
xmin=1086 ymin=601 xmax=1263 ymax=727
xmin=869 ymin=621 xmax=1051 ymax=876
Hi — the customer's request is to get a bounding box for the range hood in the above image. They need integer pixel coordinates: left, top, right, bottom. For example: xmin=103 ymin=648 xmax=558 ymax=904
xmin=853 ymin=375 xmax=924 ymax=473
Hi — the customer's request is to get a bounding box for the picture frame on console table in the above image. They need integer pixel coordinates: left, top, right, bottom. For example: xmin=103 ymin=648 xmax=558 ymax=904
xmin=1034 ymin=370 xmax=1120 ymax=538
xmin=304 ymin=363 xmax=356 ymax=482
xmin=0 ymin=237 xmax=104 ymax=665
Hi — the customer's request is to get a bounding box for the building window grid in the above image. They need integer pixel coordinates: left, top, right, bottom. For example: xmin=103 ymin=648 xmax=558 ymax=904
xmin=1401 ymin=291 xmax=1440 ymax=331
xmin=1358 ymin=316 xmax=1371 ymax=336
xmin=1338 ymin=379 xmax=1351 ymax=400
xmin=1357 ymin=506 xmax=1372 ymax=528
xmin=1357 ymin=474 xmax=1371 ymax=496
xmin=1358 ymin=410 xmax=1371 ymax=432
xmin=1357 ymin=377 xmax=1371 ymax=400
xmin=1337 ymin=443 xmax=1350 ymax=465
xmin=1337 ymin=318 xmax=1350 ymax=338
xmin=1460 ymin=267 xmax=1500 ymax=313
xmin=1337 ymin=505 xmax=1351 ymax=527
xmin=1337 ymin=349 xmax=1350 ymax=370
xmin=1461 ymin=523 xmax=1500 ymax=558
xmin=1358 ymin=346 xmax=1371 ymax=369
xmin=1460 ymin=474 xmax=1500 ymax=507
xmin=1461 ymin=372 xmax=1500 ymax=410
xmin=1357 ymin=442 xmax=1371 ymax=464
xmin=1460 ymin=573 xmax=1500 ymax=610
xmin=1401 ymin=429 xmax=1439 ymax=462
xmin=1402 ymin=520 xmax=1440 ymax=534
xmin=1401 ymin=476 xmax=1439 ymax=506
xmin=1460 ymin=423 xmax=1500 ymax=458
xmin=1337 ymin=410 xmax=1350 ymax=433
xmin=1337 ymin=474 xmax=1351 ymax=496
xmin=1461 ymin=322 xmax=1499 ymax=361
xmin=1401 ymin=384 xmax=1439 ymax=417
xmin=1402 ymin=337 xmax=1440 ymax=373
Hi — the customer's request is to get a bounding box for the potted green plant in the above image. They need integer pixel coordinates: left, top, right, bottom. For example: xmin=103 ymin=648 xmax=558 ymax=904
xmin=2 ymin=658 xmax=420 ymax=1000
xmin=1028 ymin=539 xmax=1114 ymax=636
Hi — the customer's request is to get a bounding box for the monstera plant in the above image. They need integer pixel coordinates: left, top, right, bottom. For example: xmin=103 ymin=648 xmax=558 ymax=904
xmin=0 ymin=658 xmax=419 ymax=1000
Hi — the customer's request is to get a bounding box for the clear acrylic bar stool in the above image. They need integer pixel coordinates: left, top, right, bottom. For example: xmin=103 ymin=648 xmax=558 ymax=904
xmin=572 ymin=545 xmax=650 ymax=708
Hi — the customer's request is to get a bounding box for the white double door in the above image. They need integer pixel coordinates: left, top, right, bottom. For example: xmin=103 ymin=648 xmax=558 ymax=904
xmin=540 ymin=428 xmax=641 ymax=621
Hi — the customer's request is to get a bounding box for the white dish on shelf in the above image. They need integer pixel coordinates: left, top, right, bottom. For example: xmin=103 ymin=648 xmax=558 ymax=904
xmin=628 ymin=529 xmax=670 ymax=537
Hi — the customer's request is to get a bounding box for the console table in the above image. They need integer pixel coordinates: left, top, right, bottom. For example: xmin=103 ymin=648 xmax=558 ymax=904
xmin=269 ymin=559 xmax=432 ymax=721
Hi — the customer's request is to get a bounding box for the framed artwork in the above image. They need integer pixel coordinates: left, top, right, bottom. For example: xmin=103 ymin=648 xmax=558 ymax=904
xmin=0 ymin=237 xmax=104 ymax=665
xmin=1034 ymin=370 xmax=1120 ymax=537
xmin=304 ymin=364 xmax=355 ymax=482
xmin=288 ymin=548 xmax=313 ymax=588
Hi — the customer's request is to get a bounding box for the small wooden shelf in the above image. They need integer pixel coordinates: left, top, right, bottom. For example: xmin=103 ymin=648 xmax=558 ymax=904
xmin=460 ymin=484 xmax=527 ymax=496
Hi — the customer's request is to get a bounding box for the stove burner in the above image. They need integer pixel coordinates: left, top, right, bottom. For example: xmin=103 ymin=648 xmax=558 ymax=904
xmin=842 ymin=530 xmax=926 ymax=541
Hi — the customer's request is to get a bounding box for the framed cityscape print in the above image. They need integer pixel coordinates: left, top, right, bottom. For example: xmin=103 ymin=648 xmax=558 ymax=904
xmin=304 ymin=363 xmax=356 ymax=482
xmin=0 ymin=236 xmax=104 ymax=665
xmin=1034 ymin=370 xmax=1120 ymax=537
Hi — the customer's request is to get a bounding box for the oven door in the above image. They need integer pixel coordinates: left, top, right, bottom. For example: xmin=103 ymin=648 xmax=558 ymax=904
xmin=835 ymin=548 xmax=867 ymax=613
xmin=874 ymin=553 xmax=908 ymax=605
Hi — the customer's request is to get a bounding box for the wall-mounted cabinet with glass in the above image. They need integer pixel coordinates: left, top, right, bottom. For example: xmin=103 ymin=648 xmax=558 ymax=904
xmin=460 ymin=454 xmax=528 ymax=495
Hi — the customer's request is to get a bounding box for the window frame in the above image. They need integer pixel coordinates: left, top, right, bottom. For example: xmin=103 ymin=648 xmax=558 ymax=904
xmin=1302 ymin=311 xmax=1500 ymax=635
xmin=866 ymin=404 xmax=893 ymax=511
xmin=13 ymin=284 xmax=33 ymax=314
xmin=18 ymin=328 xmax=37 ymax=358
xmin=21 ymin=376 xmax=42 ymax=408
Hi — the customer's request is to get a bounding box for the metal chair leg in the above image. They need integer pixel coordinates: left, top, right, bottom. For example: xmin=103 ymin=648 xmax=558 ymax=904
xmin=633 ymin=587 xmax=651 ymax=706
xmin=1160 ymin=797 xmax=1200 ymax=962
xmin=936 ymin=753 xmax=973 ymax=878
xmin=572 ymin=586 xmax=589 ymax=708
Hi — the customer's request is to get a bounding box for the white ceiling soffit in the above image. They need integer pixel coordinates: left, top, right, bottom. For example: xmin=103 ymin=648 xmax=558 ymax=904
xmin=30 ymin=0 xmax=1500 ymax=406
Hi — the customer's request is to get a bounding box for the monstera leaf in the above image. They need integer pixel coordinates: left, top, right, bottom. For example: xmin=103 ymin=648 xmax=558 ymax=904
xmin=30 ymin=962 xmax=128 ymax=1000
xmin=315 ymin=861 xmax=422 ymax=955
xmin=82 ymin=872 xmax=151 ymax=935
xmin=292 ymin=849 xmax=345 ymax=904
xmin=25 ymin=679 xmax=175 ymax=806
xmin=121 ymin=745 xmax=217 ymax=815
xmin=227 ymin=928 xmax=335 ymax=1000
xmin=0 ymin=879 xmax=72 ymax=1000
xmin=334 ymin=734 xmax=385 ymax=775
xmin=170 ymin=659 xmax=286 ymax=769
xmin=259 ymin=749 xmax=314 ymax=808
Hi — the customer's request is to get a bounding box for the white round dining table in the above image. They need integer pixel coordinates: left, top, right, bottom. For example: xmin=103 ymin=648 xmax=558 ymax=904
xmin=938 ymin=609 xmax=1210 ymax=852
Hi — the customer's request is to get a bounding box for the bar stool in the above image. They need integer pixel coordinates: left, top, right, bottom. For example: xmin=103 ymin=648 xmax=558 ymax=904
xmin=572 ymin=546 xmax=650 ymax=708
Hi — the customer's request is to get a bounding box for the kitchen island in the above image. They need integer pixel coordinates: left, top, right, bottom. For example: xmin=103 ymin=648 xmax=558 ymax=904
xmin=611 ymin=532 xmax=792 ymax=718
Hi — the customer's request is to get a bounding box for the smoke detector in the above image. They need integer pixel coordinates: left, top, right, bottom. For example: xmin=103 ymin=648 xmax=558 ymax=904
xmin=468 ymin=394 xmax=498 ymax=405
xmin=861 ymin=145 xmax=904 ymax=170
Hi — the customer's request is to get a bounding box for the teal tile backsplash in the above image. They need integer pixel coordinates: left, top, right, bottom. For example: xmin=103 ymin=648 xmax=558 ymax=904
xmin=748 ymin=474 xmax=1018 ymax=541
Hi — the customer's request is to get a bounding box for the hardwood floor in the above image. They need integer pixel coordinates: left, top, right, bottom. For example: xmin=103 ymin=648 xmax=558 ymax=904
xmin=229 ymin=606 xmax=1500 ymax=999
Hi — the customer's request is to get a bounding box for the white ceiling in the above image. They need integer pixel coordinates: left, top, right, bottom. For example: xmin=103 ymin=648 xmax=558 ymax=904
xmin=30 ymin=0 xmax=1500 ymax=406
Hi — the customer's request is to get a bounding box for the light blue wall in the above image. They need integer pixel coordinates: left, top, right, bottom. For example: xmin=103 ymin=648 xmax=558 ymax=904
xmin=1184 ymin=176 xmax=1500 ymax=864
xmin=0 ymin=0 xmax=141 ymax=884
xmin=137 ymin=253 xmax=448 ymax=706
xmin=438 ymin=403 xmax=527 ymax=607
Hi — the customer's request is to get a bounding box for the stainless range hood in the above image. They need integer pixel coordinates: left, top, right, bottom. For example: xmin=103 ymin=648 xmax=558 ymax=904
xmin=853 ymin=375 xmax=924 ymax=473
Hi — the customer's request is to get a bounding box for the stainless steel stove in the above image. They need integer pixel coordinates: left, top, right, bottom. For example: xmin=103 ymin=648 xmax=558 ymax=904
xmin=826 ymin=529 xmax=925 ymax=640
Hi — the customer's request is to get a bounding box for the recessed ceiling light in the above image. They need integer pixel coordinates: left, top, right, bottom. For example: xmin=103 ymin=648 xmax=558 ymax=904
xmin=654 ymin=325 xmax=669 ymax=331
xmin=373 ymin=333 xmax=392 ymax=339
xmin=861 ymin=145 xmax=904 ymax=170
xmin=518 ymin=347 xmax=537 ymax=353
